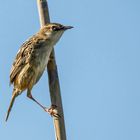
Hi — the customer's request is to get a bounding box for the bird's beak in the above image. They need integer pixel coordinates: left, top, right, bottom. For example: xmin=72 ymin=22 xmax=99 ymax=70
xmin=63 ymin=26 xmax=73 ymax=30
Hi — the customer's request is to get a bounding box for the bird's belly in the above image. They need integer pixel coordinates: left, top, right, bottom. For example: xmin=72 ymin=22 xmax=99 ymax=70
xmin=33 ymin=47 xmax=51 ymax=83
xmin=35 ymin=58 xmax=48 ymax=82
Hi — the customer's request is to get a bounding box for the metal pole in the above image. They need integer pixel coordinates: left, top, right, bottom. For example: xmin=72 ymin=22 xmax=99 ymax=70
xmin=37 ymin=0 xmax=67 ymax=140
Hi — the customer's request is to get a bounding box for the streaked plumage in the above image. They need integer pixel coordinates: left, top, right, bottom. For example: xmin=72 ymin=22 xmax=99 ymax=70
xmin=6 ymin=23 xmax=73 ymax=121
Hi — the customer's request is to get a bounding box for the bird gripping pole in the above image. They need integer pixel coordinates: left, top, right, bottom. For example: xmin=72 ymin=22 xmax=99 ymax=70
xmin=37 ymin=0 xmax=67 ymax=140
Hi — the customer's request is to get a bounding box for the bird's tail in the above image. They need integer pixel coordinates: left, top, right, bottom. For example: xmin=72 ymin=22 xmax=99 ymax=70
xmin=5 ymin=89 xmax=19 ymax=121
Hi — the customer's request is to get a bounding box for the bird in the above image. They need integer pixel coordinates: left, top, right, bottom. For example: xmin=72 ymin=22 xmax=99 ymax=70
xmin=5 ymin=23 xmax=73 ymax=121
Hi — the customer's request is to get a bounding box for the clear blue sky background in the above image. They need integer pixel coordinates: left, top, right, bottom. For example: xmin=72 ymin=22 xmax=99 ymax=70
xmin=0 ymin=0 xmax=140 ymax=140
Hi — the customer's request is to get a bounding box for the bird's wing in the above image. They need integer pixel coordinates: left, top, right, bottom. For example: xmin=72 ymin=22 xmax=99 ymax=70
xmin=10 ymin=35 xmax=46 ymax=84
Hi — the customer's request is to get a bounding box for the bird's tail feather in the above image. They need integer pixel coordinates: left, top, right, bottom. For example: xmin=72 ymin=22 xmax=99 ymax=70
xmin=5 ymin=89 xmax=19 ymax=121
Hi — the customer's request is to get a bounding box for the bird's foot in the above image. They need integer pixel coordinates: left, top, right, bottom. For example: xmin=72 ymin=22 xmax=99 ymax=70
xmin=44 ymin=105 xmax=61 ymax=118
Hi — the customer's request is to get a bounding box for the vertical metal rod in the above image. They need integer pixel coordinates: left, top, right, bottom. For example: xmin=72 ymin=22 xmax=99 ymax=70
xmin=37 ymin=0 xmax=67 ymax=140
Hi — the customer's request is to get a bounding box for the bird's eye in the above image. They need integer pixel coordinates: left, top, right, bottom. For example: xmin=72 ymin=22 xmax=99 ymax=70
xmin=52 ymin=26 xmax=57 ymax=31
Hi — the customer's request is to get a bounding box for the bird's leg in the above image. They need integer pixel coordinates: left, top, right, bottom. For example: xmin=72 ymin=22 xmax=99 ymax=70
xmin=27 ymin=90 xmax=60 ymax=117
xmin=27 ymin=89 xmax=46 ymax=110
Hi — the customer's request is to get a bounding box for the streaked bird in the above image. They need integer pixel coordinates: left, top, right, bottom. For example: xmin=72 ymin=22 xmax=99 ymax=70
xmin=6 ymin=23 xmax=73 ymax=121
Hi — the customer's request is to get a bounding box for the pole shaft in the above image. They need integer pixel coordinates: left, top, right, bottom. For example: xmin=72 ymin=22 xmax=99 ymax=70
xmin=37 ymin=0 xmax=67 ymax=140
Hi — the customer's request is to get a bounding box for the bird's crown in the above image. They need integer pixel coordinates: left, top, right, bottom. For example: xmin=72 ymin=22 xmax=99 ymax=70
xmin=40 ymin=23 xmax=73 ymax=33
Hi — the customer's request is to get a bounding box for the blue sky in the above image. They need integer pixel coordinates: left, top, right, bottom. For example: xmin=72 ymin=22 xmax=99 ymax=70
xmin=0 ymin=0 xmax=140 ymax=140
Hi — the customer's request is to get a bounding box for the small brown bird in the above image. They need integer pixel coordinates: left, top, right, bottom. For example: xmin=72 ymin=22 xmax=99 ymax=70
xmin=6 ymin=23 xmax=73 ymax=121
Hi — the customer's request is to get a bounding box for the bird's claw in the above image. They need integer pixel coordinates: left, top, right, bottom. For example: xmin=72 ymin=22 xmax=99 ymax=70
xmin=44 ymin=105 xmax=61 ymax=118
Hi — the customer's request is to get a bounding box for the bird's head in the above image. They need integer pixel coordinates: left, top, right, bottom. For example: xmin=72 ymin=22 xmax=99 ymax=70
xmin=39 ymin=23 xmax=73 ymax=44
